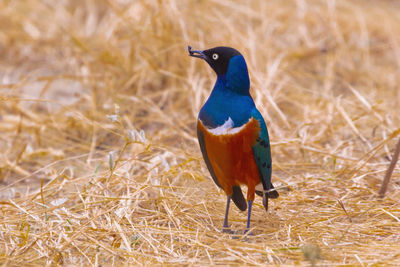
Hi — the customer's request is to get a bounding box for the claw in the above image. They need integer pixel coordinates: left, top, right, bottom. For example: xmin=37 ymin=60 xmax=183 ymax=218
xmin=244 ymin=229 xmax=253 ymax=236
xmin=222 ymin=227 xmax=234 ymax=234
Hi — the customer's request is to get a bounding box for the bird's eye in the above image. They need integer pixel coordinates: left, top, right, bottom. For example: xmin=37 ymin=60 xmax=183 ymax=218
xmin=212 ymin=53 xmax=219 ymax=60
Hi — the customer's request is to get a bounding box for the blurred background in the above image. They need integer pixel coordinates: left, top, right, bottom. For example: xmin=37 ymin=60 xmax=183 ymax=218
xmin=1 ymin=0 xmax=400 ymax=265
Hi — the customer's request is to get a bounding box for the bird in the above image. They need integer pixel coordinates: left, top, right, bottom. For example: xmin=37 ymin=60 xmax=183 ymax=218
xmin=188 ymin=45 xmax=279 ymax=233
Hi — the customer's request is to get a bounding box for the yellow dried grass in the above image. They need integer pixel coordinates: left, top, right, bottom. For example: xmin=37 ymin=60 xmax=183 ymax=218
xmin=1 ymin=0 xmax=400 ymax=265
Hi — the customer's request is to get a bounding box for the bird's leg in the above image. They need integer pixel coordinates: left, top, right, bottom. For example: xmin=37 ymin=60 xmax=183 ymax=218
xmin=222 ymin=195 xmax=231 ymax=233
xmin=244 ymin=200 xmax=253 ymax=234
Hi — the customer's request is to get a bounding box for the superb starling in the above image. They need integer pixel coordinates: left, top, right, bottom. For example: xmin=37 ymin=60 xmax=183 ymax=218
xmin=188 ymin=46 xmax=279 ymax=233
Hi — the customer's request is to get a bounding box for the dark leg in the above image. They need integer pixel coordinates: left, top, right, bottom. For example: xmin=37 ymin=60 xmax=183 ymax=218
xmin=222 ymin=195 xmax=231 ymax=232
xmin=244 ymin=200 xmax=253 ymax=234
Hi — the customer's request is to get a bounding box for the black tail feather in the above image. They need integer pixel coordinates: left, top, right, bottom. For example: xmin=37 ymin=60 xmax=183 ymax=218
xmin=231 ymin=185 xmax=247 ymax=211
xmin=255 ymin=183 xmax=279 ymax=199
xmin=268 ymin=183 xmax=279 ymax=199
xmin=263 ymin=193 xmax=269 ymax=212
xmin=256 ymin=183 xmax=279 ymax=212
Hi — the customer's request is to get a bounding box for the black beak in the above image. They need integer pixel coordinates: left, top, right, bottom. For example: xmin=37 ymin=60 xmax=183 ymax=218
xmin=188 ymin=46 xmax=207 ymax=60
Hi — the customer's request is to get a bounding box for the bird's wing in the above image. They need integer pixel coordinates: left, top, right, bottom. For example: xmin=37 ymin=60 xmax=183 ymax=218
xmin=197 ymin=126 xmax=222 ymax=188
xmin=251 ymin=109 xmax=279 ymax=202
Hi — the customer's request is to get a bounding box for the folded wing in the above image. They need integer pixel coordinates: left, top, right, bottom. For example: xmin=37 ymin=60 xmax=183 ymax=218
xmin=251 ymin=109 xmax=279 ymax=212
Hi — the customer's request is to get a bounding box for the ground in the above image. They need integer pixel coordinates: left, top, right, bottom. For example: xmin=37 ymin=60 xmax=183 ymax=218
xmin=1 ymin=0 xmax=400 ymax=265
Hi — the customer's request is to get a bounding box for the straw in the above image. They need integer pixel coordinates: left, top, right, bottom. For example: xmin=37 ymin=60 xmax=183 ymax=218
xmin=1 ymin=0 xmax=400 ymax=265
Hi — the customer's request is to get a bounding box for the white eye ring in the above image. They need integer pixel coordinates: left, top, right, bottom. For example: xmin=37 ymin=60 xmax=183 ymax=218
xmin=212 ymin=53 xmax=219 ymax=60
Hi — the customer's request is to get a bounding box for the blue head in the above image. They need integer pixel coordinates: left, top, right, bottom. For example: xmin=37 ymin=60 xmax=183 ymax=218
xmin=188 ymin=46 xmax=250 ymax=95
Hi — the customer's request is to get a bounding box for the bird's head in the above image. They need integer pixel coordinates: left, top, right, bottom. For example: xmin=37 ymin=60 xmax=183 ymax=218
xmin=188 ymin=46 xmax=250 ymax=94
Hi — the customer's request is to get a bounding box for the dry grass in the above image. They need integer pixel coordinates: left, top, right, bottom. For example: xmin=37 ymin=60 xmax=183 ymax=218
xmin=1 ymin=0 xmax=400 ymax=265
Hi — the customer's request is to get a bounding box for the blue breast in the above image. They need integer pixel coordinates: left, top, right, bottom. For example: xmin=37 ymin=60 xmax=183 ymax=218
xmin=199 ymin=78 xmax=255 ymax=128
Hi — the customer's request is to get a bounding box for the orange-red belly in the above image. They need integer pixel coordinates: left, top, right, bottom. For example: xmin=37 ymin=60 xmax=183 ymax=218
xmin=198 ymin=118 xmax=261 ymax=200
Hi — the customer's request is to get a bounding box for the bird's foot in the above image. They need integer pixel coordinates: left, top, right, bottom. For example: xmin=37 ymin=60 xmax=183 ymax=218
xmin=222 ymin=227 xmax=235 ymax=234
xmin=244 ymin=228 xmax=253 ymax=236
